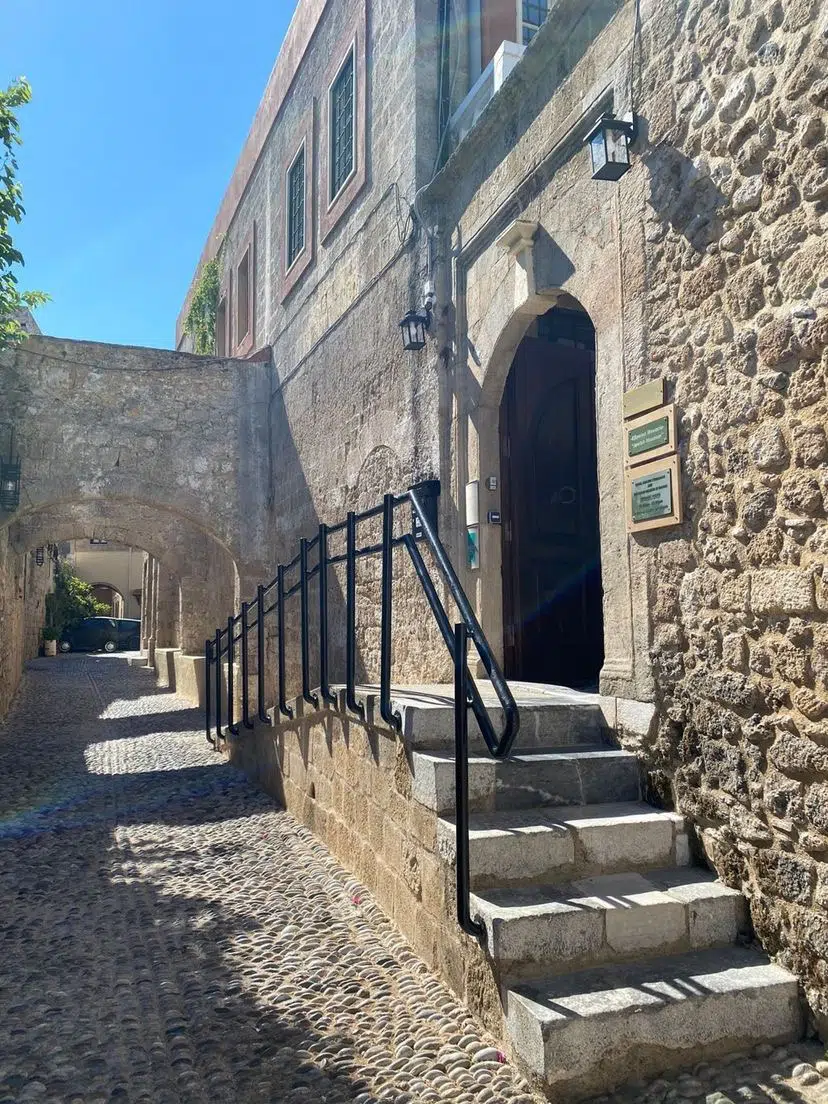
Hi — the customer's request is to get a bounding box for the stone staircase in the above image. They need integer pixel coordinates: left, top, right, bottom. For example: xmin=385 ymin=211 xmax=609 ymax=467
xmin=407 ymin=688 xmax=803 ymax=1100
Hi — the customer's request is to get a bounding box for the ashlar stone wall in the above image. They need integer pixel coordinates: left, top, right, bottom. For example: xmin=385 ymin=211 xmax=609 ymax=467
xmin=628 ymin=0 xmax=828 ymax=1030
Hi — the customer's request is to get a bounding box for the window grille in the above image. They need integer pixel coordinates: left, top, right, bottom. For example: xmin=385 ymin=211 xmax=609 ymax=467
xmin=287 ymin=147 xmax=306 ymax=267
xmin=330 ymin=50 xmax=355 ymax=200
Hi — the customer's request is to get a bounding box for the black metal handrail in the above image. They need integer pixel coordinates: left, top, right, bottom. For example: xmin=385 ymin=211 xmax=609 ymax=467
xmin=203 ymin=481 xmax=519 ymax=939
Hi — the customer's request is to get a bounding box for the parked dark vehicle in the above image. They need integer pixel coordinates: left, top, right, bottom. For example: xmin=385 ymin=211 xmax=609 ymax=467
xmin=58 ymin=617 xmax=141 ymax=653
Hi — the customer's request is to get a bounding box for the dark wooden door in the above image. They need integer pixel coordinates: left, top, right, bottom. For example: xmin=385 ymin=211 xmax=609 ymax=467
xmin=501 ymin=334 xmax=603 ymax=688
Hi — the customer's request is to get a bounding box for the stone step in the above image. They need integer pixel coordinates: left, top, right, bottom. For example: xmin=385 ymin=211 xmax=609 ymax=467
xmin=505 ymin=946 xmax=802 ymax=1101
xmin=349 ymin=683 xmax=609 ymax=750
xmin=437 ymin=802 xmax=689 ymax=889
xmin=471 ymin=868 xmax=748 ymax=978
xmin=412 ymin=745 xmax=640 ymax=814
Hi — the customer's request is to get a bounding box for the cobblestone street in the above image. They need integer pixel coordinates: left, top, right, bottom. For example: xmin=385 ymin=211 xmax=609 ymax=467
xmin=1 ymin=655 xmax=827 ymax=1104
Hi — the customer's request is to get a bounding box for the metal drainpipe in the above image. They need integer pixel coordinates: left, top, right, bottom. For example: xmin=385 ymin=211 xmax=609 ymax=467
xmin=468 ymin=0 xmax=482 ymax=86
xmin=437 ymin=0 xmax=452 ymax=164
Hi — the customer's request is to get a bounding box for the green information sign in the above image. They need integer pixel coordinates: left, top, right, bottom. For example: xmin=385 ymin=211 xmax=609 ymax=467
xmin=631 ymin=468 xmax=673 ymax=522
xmin=628 ymin=415 xmax=669 ymax=458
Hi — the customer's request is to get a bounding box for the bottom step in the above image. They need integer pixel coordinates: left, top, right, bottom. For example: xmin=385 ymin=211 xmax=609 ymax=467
xmin=506 ymin=946 xmax=802 ymax=1101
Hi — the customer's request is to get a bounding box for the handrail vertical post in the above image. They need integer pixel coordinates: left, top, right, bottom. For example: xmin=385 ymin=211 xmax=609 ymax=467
xmin=257 ymin=584 xmax=270 ymax=724
xmin=241 ymin=600 xmax=253 ymax=730
xmin=299 ymin=539 xmax=318 ymax=707
xmin=205 ymin=639 xmax=214 ymax=746
xmin=410 ymin=484 xmax=518 ymax=758
xmin=454 ymin=622 xmax=486 ymax=943
xmin=318 ymin=524 xmax=336 ymax=705
xmin=226 ymin=614 xmax=239 ymax=737
xmin=214 ymin=627 xmax=222 ymax=744
xmin=277 ymin=565 xmax=293 ymax=719
xmin=345 ymin=511 xmax=364 ymax=718
xmin=380 ymin=493 xmax=401 ymax=730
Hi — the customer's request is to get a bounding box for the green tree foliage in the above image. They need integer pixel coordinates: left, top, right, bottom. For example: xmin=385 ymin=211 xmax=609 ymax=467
xmin=1 ymin=77 xmax=49 ymax=348
xmin=45 ymin=563 xmax=108 ymax=637
xmin=183 ymin=256 xmax=220 ymax=355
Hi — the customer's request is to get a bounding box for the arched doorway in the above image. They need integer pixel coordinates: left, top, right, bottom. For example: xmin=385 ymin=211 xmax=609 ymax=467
xmin=90 ymin=583 xmax=125 ymax=617
xmin=499 ymin=301 xmax=604 ymax=689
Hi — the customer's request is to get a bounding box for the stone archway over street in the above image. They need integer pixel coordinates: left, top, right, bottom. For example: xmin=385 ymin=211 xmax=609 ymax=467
xmin=0 ymin=335 xmax=272 ymax=711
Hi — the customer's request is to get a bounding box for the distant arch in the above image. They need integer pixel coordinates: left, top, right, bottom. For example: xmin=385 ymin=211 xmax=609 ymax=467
xmin=8 ymin=497 xmax=240 ymax=653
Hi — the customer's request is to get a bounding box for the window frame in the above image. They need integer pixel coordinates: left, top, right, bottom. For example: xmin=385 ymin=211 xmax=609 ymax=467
xmin=215 ymin=288 xmax=228 ymax=357
xmin=328 ymin=48 xmax=356 ymax=203
xmin=280 ymin=110 xmax=315 ymax=300
xmin=319 ymin=1 xmax=367 ymax=242
xmin=286 ymin=141 xmax=307 ymax=270
xmin=232 ymin=227 xmax=255 ymax=357
xmin=518 ymin=0 xmax=548 ymax=45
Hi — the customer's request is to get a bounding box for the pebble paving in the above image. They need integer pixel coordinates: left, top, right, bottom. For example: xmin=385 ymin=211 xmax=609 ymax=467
xmin=0 ymin=655 xmax=827 ymax=1104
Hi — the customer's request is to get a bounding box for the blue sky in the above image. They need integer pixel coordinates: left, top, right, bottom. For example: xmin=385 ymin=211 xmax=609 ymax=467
xmin=2 ymin=0 xmax=296 ymax=349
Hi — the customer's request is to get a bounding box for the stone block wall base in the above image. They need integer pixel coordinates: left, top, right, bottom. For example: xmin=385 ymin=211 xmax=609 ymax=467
xmin=154 ymin=647 xmax=179 ymax=690
xmin=173 ymin=654 xmax=206 ymax=707
xmin=226 ymin=706 xmax=504 ymax=1037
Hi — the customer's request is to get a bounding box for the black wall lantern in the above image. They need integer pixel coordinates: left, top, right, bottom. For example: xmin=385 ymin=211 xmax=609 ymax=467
xmin=399 ymin=308 xmax=431 ymax=351
xmin=585 ymin=114 xmax=636 ymax=180
xmin=0 ymin=458 xmax=20 ymax=513
xmin=399 ymin=280 xmax=437 ymax=353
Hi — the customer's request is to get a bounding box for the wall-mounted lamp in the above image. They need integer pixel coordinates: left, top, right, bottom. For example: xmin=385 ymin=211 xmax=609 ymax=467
xmin=584 ymin=114 xmax=636 ymax=180
xmin=399 ymin=280 xmax=437 ymax=352
xmin=0 ymin=458 xmax=20 ymax=513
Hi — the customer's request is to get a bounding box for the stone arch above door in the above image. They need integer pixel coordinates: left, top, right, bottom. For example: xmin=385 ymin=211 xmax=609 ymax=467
xmin=457 ymin=223 xmax=647 ymax=700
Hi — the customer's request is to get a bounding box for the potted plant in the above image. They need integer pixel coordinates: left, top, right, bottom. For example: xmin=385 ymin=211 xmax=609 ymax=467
xmin=42 ymin=627 xmax=58 ymax=657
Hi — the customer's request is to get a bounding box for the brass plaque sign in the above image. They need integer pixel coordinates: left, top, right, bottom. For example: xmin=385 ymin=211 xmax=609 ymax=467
xmin=623 ymin=378 xmax=665 ymax=419
xmin=626 ymin=455 xmax=682 ymax=533
xmin=625 ymin=404 xmax=676 ymax=467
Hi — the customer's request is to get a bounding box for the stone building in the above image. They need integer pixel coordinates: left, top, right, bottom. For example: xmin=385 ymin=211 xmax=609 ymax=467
xmin=0 ymin=0 xmax=825 ymax=1094
xmin=174 ymin=0 xmax=828 ymax=1089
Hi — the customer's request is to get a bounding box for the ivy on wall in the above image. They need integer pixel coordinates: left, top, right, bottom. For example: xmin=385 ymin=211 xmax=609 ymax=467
xmin=183 ymin=256 xmax=221 ymax=355
xmin=44 ymin=563 xmax=108 ymax=638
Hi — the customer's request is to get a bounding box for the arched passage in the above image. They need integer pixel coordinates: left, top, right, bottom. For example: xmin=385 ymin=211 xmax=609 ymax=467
xmin=89 ymin=582 xmax=126 ymax=617
xmin=498 ymin=300 xmax=603 ymax=688
xmin=6 ymin=498 xmax=240 ymax=655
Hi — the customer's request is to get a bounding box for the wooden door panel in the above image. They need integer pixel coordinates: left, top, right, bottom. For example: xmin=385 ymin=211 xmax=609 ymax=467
xmin=501 ymin=328 xmax=603 ymax=687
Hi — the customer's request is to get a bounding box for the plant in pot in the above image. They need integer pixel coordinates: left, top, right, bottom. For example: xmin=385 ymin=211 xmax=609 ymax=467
xmin=42 ymin=626 xmax=58 ymax=657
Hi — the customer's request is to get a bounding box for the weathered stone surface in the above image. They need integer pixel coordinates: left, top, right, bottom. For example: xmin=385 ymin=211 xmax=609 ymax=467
xmin=803 ymin=783 xmax=828 ymax=834
xmin=749 ymin=424 xmax=790 ymax=471
xmin=755 ymin=852 xmax=815 ymax=905
xmin=751 ymin=570 xmax=815 ymax=614
xmin=768 ymin=732 xmax=828 ymax=777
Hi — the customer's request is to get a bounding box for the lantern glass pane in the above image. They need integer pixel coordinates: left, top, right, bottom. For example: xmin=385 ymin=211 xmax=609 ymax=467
xmin=589 ymin=131 xmax=607 ymax=175
xmin=606 ymin=126 xmax=629 ymax=166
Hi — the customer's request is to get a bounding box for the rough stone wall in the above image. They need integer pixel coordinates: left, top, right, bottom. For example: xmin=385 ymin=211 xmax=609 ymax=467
xmin=0 ymin=531 xmax=52 ymax=717
xmin=628 ymin=0 xmax=828 ymax=1031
